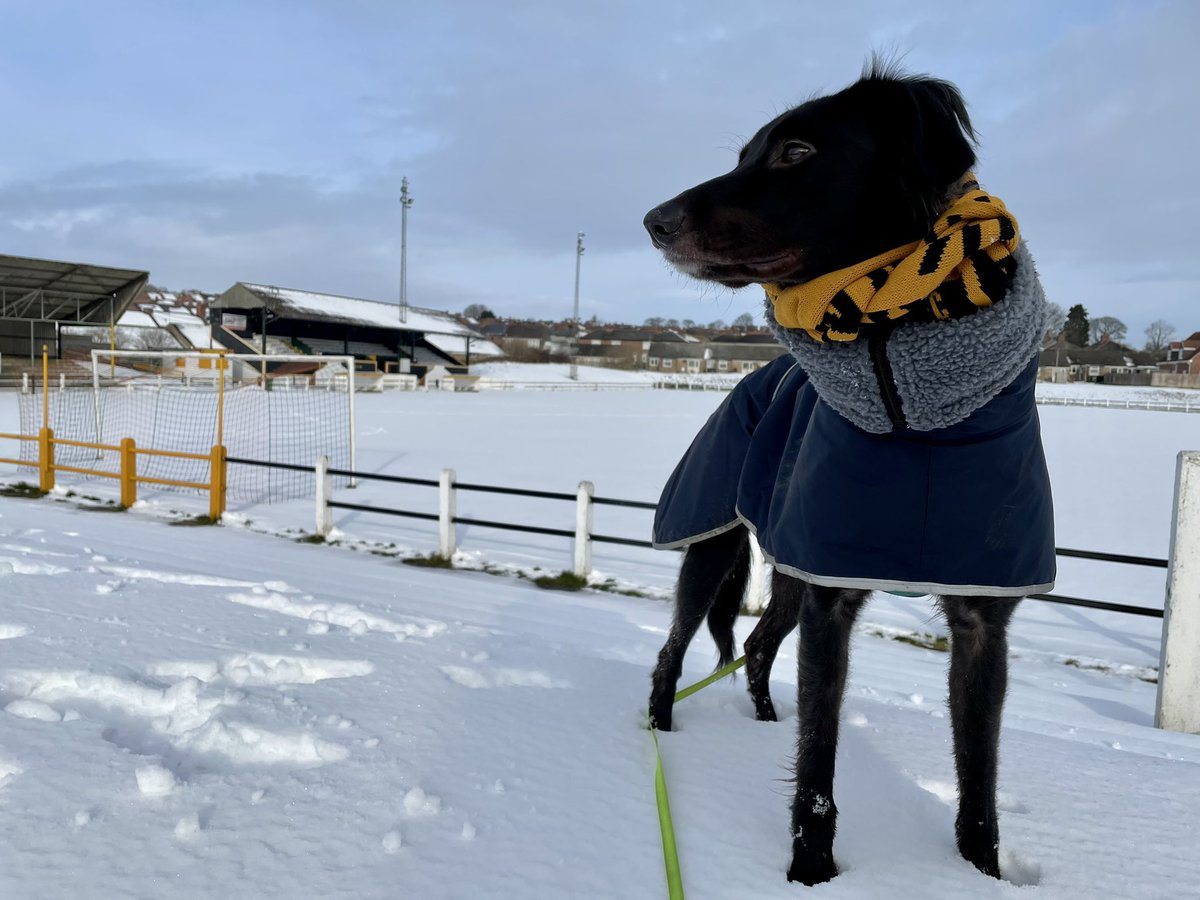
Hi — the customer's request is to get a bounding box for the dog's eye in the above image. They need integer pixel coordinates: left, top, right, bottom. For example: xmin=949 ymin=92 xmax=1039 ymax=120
xmin=781 ymin=141 xmax=815 ymax=164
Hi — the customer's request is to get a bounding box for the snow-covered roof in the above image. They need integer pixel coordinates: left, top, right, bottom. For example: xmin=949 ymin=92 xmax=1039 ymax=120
xmin=116 ymin=289 xmax=213 ymax=349
xmin=227 ymin=283 xmax=477 ymax=338
xmin=424 ymin=332 xmax=504 ymax=359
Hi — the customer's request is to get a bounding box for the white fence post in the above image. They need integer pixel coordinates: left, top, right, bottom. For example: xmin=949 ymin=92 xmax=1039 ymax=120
xmin=575 ymin=481 xmax=594 ymax=578
xmin=745 ymin=533 xmax=771 ymax=613
xmin=315 ymin=455 xmax=333 ymax=537
xmin=21 ymin=372 xmax=29 ymax=394
xmin=439 ymin=468 xmax=457 ymax=559
xmin=1156 ymin=451 xmax=1200 ymax=733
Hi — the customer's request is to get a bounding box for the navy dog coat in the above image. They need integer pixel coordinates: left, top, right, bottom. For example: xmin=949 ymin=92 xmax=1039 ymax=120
xmin=653 ymin=243 xmax=1056 ymax=597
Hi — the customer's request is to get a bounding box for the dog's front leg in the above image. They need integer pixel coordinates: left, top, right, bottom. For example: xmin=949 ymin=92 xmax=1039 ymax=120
xmin=939 ymin=595 xmax=1020 ymax=879
xmin=787 ymin=582 xmax=866 ymax=885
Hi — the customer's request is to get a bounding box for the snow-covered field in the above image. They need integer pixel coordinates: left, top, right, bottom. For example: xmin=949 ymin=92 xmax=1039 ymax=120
xmin=1 ymin=385 xmax=1199 ymax=898
xmin=468 ymin=362 xmax=1200 ymax=408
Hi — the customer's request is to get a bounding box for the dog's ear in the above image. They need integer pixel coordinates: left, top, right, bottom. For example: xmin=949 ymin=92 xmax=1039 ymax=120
xmin=901 ymin=77 xmax=977 ymax=192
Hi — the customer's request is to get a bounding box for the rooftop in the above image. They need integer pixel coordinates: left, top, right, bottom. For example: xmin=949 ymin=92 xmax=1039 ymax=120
xmin=213 ymin=282 xmax=478 ymax=338
xmin=0 ymin=253 xmax=148 ymax=324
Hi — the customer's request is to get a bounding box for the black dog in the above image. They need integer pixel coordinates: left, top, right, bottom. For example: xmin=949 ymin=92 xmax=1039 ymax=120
xmin=645 ymin=63 xmax=1024 ymax=885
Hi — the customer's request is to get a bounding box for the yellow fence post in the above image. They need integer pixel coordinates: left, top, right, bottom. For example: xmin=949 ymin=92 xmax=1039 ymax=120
xmin=38 ymin=428 xmax=54 ymax=493
xmin=120 ymin=438 xmax=137 ymax=508
xmin=209 ymin=444 xmax=227 ymax=521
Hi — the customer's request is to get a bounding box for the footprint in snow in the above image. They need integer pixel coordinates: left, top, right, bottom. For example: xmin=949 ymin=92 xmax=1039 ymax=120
xmin=914 ymin=777 xmax=1029 ymax=814
xmin=440 ymin=666 xmax=570 ymax=689
xmin=0 ymin=756 xmax=22 ymax=791
xmin=403 ymin=787 xmax=441 ymax=817
xmin=1000 ymin=847 xmax=1042 ymax=886
xmin=0 ymin=667 xmax=352 ymax=769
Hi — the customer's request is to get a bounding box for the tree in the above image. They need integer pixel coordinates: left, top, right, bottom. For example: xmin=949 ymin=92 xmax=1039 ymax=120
xmin=707 ymin=319 xmax=727 ymax=331
xmin=120 ymin=327 xmax=180 ymax=351
xmin=1088 ymin=316 xmax=1127 ymax=345
xmin=643 ymin=316 xmax=665 ymax=328
xmin=732 ymin=312 xmax=756 ymax=331
xmin=1041 ymin=302 xmax=1066 ymax=341
xmin=463 ymin=303 xmax=496 ymax=320
xmin=664 ymin=318 xmax=680 ymax=330
xmin=681 ymin=318 xmax=696 ymax=330
xmin=1063 ymin=304 xmax=1089 ymax=347
xmin=1144 ymin=319 xmax=1176 ymax=351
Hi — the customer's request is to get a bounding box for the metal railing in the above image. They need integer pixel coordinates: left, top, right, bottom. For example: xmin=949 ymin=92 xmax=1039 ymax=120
xmin=224 ymin=455 xmax=1167 ymax=620
xmin=1036 ymin=396 xmax=1200 ymax=414
xmin=2 ymin=430 xmax=227 ymax=518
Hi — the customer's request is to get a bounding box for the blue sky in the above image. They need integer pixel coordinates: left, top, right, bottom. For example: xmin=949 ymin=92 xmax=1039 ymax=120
xmin=1 ymin=1 xmax=1196 ymax=343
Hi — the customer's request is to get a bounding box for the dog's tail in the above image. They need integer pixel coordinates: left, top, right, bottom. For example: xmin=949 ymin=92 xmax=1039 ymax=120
xmin=707 ymin=527 xmax=752 ymax=669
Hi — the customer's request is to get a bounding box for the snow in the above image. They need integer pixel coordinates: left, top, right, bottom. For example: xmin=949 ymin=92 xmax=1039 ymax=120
xmin=1037 ymin=380 xmax=1200 ymax=406
xmin=117 ymin=299 xmax=213 ymax=349
xmin=424 ymin=332 xmax=505 ymax=359
xmin=471 ymin=360 xmax=665 ymax=383
xmin=242 ymin=283 xmax=479 ymax=338
xmin=0 ymin=386 xmax=1198 ymax=897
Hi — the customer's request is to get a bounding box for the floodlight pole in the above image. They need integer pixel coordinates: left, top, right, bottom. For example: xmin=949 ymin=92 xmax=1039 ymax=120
xmin=399 ymin=177 xmax=413 ymax=326
xmin=570 ymin=231 xmax=585 ymax=381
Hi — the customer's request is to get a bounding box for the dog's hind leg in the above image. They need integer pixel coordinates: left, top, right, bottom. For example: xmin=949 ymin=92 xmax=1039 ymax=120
xmin=649 ymin=525 xmax=749 ymax=731
xmin=939 ymin=595 xmax=1020 ymax=880
xmin=706 ymin=528 xmax=751 ymax=669
xmin=787 ymin=582 xmax=867 ymax=886
xmin=743 ymin=569 xmax=801 ymax=722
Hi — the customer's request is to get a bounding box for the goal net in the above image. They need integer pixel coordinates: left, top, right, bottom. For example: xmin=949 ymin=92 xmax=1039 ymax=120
xmin=18 ymin=350 xmax=355 ymax=503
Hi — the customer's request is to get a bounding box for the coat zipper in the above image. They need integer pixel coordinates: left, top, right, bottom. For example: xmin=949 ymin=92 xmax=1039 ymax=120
xmin=868 ymin=328 xmax=907 ymax=430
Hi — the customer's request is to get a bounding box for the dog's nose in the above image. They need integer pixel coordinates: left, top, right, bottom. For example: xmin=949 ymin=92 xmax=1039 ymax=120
xmin=643 ymin=204 xmax=686 ymax=246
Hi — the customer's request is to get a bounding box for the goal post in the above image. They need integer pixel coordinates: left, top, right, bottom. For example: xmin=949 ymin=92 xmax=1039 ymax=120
xmin=15 ymin=349 xmax=356 ymax=503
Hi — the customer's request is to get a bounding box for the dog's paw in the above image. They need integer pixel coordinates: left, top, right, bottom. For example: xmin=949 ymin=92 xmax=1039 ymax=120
xmin=957 ymin=816 xmax=1001 ymax=879
xmin=786 ymin=851 xmax=838 ymax=886
xmin=958 ymin=835 xmax=1001 ymax=879
xmin=752 ymin=697 xmax=777 ymax=722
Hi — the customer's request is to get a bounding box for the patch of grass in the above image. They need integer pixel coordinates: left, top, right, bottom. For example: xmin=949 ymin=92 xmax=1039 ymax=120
xmin=533 ymin=570 xmax=589 ymax=592
xmin=866 ymin=627 xmax=950 ymax=652
xmin=402 ymin=553 xmax=454 ymax=569
xmin=296 ymin=533 xmax=328 ymax=544
xmin=592 ymin=578 xmax=647 ymax=598
xmin=77 ymin=501 xmax=125 ymax=513
xmin=1064 ymin=657 xmax=1158 ymax=684
xmin=891 ymin=632 xmax=950 ymax=653
xmin=0 ymin=482 xmax=48 ymax=499
xmin=169 ymin=514 xmax=219 ymax=527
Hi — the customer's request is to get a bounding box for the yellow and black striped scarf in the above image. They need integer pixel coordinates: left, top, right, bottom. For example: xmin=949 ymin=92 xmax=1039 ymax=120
xmin=763 ymin=180 xmax=1020 ymax=342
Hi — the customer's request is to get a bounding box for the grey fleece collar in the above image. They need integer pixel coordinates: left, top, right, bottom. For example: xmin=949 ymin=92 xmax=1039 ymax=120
xmin=765 ymin=241 xmax=1046 ymax=433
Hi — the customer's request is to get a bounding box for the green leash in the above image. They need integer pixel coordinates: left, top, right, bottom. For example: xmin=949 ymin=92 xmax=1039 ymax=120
xmin=649 ymin=655 xmax=746 ymax=900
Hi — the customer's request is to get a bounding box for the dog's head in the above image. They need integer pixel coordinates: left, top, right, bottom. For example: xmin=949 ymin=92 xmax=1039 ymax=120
xmin=644 ymin=63 xmax=977 ymax=288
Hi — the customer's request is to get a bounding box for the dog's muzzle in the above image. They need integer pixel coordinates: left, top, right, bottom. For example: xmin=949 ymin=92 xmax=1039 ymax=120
xmin=643 ymin=203 xmax=686 ymax=248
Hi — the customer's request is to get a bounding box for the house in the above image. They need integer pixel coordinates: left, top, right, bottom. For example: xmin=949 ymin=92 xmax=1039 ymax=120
xmin=1036 ymin=335 xmax=1163 ymax=383
xmin=576 ymin=326 xmax=688 ymax=369
xmin=1158 ymin=331 xmax=1200 ymax=375
xmin=647 ymin=340 xmax=787 ymax=374
xmin=708 ymin=342 xmax=788 ymax=373
xmin=1036 ymin=336 xmax=1081 ymax=383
